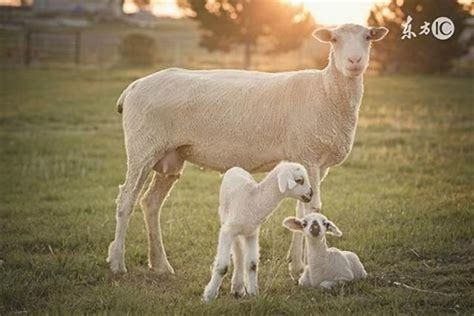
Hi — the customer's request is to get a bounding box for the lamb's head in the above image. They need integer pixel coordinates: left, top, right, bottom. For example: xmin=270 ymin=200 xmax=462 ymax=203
xmin=276 ymin=162 xmax=313 ymax=203
xmin=313 ymin=24 xmax=388 ymax=78
xmin=283 ymin=213 xmax=342 ymax=239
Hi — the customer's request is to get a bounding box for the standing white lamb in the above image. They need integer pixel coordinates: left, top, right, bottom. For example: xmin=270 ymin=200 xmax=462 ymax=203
xmin=283 ymin=213 xmax=367 ymax=289
xmin=106 ymin=24 xmax=388 ymax=276
xmin=203 ymin=162 xmax=313 ymax=302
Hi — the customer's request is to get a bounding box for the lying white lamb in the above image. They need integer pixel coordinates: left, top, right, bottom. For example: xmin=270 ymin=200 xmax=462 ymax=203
xmin=203 ymin=162 xmax=313 ymax=302
xmin=283 ymin=213 xmax=367 ymax=289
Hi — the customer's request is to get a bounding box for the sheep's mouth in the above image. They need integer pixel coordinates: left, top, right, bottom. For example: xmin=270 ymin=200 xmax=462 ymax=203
xmin=346 ymin=67 xmax=364 ymax=76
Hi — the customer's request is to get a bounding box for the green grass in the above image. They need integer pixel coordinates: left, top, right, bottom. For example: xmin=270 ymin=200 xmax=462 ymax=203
xmin=0 ymin=68 xmax=473 ymax=314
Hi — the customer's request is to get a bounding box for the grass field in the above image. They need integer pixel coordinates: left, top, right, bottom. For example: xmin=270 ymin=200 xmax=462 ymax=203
xmin=0 ymin=68 xmax=473 ymax=314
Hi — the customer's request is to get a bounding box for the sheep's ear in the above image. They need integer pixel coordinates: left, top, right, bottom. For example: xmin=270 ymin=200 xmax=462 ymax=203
xmin=325 ymin=220 xmax=343 ymax=237
xmin=283 ymin=217 xmax=303 ymax=231
xmin=312 ymin=28 xmax=332 ymax=43
xmin=369 ymin=27 xmax=389 ymax=42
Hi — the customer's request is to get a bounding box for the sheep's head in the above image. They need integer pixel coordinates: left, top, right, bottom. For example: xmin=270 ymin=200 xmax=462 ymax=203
xmin=277 ymin=162 xmax=313 ymax=203
xmin=313 ymin=24 xmax=388 ymax=78
xmin=283 ymin=213 xmax=342 ymax=239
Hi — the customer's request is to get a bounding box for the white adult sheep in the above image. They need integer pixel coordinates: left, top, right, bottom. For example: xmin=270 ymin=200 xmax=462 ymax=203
xmin=283 ymin=213 xmax=367 ymax=289
xmin=203 ymin=162 xmax=313 ymax=302
xmin=106 ymin=24 xmax=389 ymax=275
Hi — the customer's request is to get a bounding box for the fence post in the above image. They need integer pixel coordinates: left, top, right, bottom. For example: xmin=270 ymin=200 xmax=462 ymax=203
xmin=75 ymin=30 xmax=81 ymax=66
xmin=24 ymin=30 xmax=31 ymax=66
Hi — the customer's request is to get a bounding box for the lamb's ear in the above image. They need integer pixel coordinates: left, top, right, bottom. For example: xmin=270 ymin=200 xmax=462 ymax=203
xmin=283 ymin=217 xmax=303 ymax=231
xmin=369 ymin=27 xmax=389 ymax=42
xmin=325 ymin=220 xmax=343 ymax=237
xmin=287 ymin=178 xmax=297 ymax=190
xmin=312 ymin=28 xmax=332 ymax=43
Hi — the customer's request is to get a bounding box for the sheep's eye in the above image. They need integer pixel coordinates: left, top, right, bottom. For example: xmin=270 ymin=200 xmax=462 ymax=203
xmin=331 ymin=37 xmax=337 ymax=43
xmin=295 ymin=178 xmax=304 ymax=185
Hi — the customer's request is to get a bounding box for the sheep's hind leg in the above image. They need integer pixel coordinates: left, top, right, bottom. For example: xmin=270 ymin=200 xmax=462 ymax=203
xmin=107 ymin=160 xmax=152 ymax=273
xmin=244 ymin=233 xmax=259 ymax=296
xmin=230 ymin=236 xmax=246 ymax=298
xmin=203 ymin=229 xmax=234 ymax=302
xmin=141 ymin=167 xmax=182 ymax=274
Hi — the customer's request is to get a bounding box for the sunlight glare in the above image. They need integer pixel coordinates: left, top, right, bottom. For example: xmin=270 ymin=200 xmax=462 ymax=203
xmin=292 ymin=0 xmax=390 ymax=26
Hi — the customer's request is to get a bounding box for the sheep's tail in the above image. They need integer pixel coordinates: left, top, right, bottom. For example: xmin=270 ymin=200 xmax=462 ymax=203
xmin=116 ymin=79 xmax=140 ymax=114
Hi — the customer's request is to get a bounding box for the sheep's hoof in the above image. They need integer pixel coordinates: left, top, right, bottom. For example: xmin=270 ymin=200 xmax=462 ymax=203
xmin=288 ymin=262 xmax=304 ymax=280
xmin=203 ymin=288 xmax=218 ymax=303
xmin=149 ymin=261 xmax=175 ymax=275
xmin=107 ymin=241 xmax=127 ymax=274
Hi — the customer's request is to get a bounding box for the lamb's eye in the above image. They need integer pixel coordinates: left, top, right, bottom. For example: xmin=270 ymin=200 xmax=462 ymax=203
xmin=366 ymin=35 xmax=371 ymax=41
xmin=295 ymin=178 xmax=304 ymax=185
xmin=331 ymin=37 xmax=337 ymax=43
xmin=302 ymin=220 xmax=308 ymax=228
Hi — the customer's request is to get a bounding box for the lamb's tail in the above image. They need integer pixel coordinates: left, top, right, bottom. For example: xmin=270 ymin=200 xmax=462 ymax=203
xmin=116 ymin=80 xmax=140 ymax=114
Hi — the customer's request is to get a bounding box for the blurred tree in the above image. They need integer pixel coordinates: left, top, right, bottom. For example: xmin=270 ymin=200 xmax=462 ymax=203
xmin=133 ymin=0 xmax=151 ymax=10
xmin=368 ymin=0 xmax=471 ymax=73
xmin=187 ymin=0 xmax=314 ymax=69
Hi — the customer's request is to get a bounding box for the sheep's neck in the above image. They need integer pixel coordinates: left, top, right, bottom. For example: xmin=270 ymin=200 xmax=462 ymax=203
xmin=322 ymin=50 xmax=363 ymax=115
xmin=306 ymin=236 xmax=329 ymax=284
xmin=254 ymin=169 xmax=284 ymax=224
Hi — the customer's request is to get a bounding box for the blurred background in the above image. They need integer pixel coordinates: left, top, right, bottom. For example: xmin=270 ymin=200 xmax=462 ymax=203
xmin=0 ymin=0 xmax=472 ymax=73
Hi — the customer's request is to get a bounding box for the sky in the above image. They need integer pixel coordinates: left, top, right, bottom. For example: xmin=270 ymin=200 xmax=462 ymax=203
xmin=124 ymin=0 xmax=387 ymax=25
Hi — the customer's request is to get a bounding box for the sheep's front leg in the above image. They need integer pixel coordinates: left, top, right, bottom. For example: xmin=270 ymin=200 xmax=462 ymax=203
xmin=244 ymin=232 xmax=259 ymax=296
xmin=287 ymin=201 xmax=305 ymax=278
xmin=287 ymin=166 xmax=325 ymax=278
xmin=203 ymin=229 xmax=234 ymax=303
xmin=298 ymin=267 xmax=311 ymax=287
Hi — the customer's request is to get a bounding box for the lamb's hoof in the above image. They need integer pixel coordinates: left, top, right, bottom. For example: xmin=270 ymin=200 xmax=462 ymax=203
xmin=231 ymin=284 xmax=246 ymax=298
xmin=107 ymin=241 xmax=127 ymax=274
xmin=149 ymin=261 xmax=175 ymax=275
xmin=203 ymin=288 xmax=218 ymax=303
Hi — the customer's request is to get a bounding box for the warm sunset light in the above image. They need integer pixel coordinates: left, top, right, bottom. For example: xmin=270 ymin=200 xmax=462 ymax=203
xmin=289 ymin=0 xmax=388 ymax=26
xmin=139 ymin=0 xmax=386 ymax=25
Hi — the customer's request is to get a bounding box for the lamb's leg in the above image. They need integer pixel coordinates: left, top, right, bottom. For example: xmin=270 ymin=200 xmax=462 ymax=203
xmin=203 ymin=229 xmax=234 ymax=302
xmin=107 ymin=161 xmax=152 ymax=273
xmin=244 ymin=233 xmax=259 ymax=296
xmin=230 ymin=236 xmax=246 ymax=298
xmin=141 ymin=170 xmax=182 ymax=274
xmin=320 ymin=281 xmax=337 ymax=290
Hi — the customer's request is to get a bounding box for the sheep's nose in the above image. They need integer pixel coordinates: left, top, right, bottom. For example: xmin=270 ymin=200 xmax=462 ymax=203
xmin=348 ymin=57 xmax=362 ymax=64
